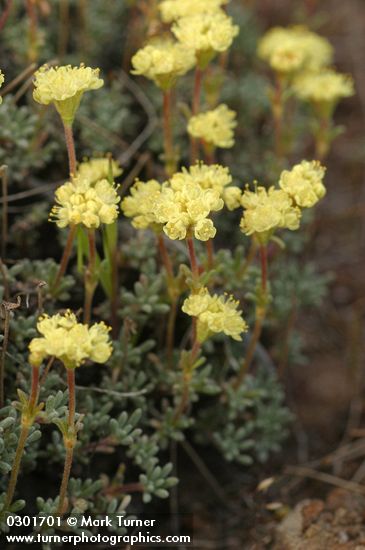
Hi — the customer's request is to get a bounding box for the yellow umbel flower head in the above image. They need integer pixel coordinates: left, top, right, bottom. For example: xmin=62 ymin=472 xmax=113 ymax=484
xmin=0 ymin=71 xmax=4 ymax=104
xmin=131 ymin=39 xmax=196 ymax=90
xmin=169 ymin=162 xmax=240 ymax=210
xmin=29 ymin=310 xmax=112 ymax=369
xmin=187 ymin=104 xmax=237 ymax=149
xmin=155 ymin=180 xmax=224 ymax=241
xmin=33 ymin=64 xmax=104 ymax=125
xmin=77 ymin=157 xmax=123 ymax=184
xmin=293 ymin=70 xmax=355 ymax=106
xmin=258 ymin=26 xmax=333 ymax=75
xmin=159 ymin=0 xmax=228 ymax=23
xmin=240 ymin=185 xmax=301 ymax=243
xmin=279 ymin=160 xmax=326 ymax=208
xmin=121 ymin=179 xmax=163 ymax=230
xmin=170 ymin=162 xmax=231 ymax=193
xmin=50 ymin=176 xmax=120 ymax=229
xmin=182 ymin=287 xmax=248 ymax=343
xmin=172 ymin=12 xmax=239 ymax=68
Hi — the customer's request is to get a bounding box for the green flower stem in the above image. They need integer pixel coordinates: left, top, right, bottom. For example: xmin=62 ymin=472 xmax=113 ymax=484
xmin=186 ymin=237 xmax=199 ymax=280
xmin=163 ymin=89 xmax=176 ymax=177
xmin=57 ymin=368 xmax=76 ymax=515
xmin=63 ymin=121 xmax=77 ymax=176
xmin=53 ymin=224 xmax=77 ymax=292
xmin=260 ymin=243 xmax=268 ymax=294
xmin=83 ymin=229 xmax=97 ymax=325
xmin=4 ymin=425 xmax=29 ymax=510
xmin=315 ymin=114 xmax=331 ymax=161
xmin=5 ymin=365 xmax=40 ymax=509
xmin=67 ymin=368 xmax=76 ymax=427
xmin=233 ymin=244 xmax=268 ymax=389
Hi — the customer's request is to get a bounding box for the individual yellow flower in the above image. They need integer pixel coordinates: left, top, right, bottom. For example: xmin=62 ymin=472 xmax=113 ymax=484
xmin=29 ymin=310 xmax=112 ymax=369
xmin=77 ymin=157 xmax=123 ymax=184
xmin=222 ymin=186 xmax=242 ymax=211
xmin=121 ymin=179 xmax=163 ymax=230
xmin=159 ymin=0 xmax=228 ymax=23
xmin=131 ymin=39 xmax=196 ymax=89
xmin=240 ymin=185 xmax=301 ymax=242
xmin=292 ymin=70 xmax=355 ymax=105
xmin=182 ymin=287 xmax=248 ymax=342
xmin=258 ymin=26 xmax=333 ymax=74
xmin=33 ymin=64 xmax=103 ymax=125
xmin=0 ymin=71 xmax=4 ymax=104
xmin=187 ymin=104 xmax=237 ymax=149
xmin=155 ymin=181 xmax=224 ymax=241
xmin=172 ymin=12 xmax=239 ymax=67
xmin=279 ymin=160 xmax=326 ymax=208
xmin=50 ymin=176 xmax=120 ymax=229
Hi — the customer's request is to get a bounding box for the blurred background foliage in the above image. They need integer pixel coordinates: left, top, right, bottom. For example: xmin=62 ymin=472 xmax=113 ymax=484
xmin=0 ymin=0 xmax=361 ymax=547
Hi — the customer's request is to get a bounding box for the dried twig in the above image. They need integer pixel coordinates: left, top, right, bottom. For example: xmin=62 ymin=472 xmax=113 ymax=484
xmin=117 ymin=71 xmax=158 ymax=165
xmin=1 ymin=166 xmax=9 ymax=258
xmin=1 ymin=63 xmax=37 ymax=97
xmin=1 ymin=296 xmax=21 ymax=407
xmin=285 ymin=465 xmax=365 ymax=495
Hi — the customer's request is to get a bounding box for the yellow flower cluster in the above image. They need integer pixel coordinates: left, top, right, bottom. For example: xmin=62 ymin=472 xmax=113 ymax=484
xmin=258 ymin=26 xmax=333 ymax=74
xmin=33 ymin=64 xmax=103 ymax=124
xmin=187 ymin=104 xmax=237 ymax=149
xmin=122 ymin=163 xmax=241 ymax=238
xmin=29 ymin=311 xmax=112 ymax=368
xmin=182 ymin=288 xmax=247 ymax=342
xmin=293 ymin=70 xmax=355 ymax=105
xmin=77 ymin=157 xmax=123 ymax=184
xmin=51 ymin=176 xmax=120 ymax=229
xmin=131 ymin=39 xmax=196 ymax=89
xmin=121 ymin=179 xmax=162 ymax=230
xmin=0 ymin=70 xmax=4 ymax=104
xmin=155 ymin=181 xmax=224 ymax=241
xmin=240 ymin=186 xmax=301 ymax=240
xmin=172 ymin=12 xmax=239 ymax=66
xmin=279 ymin=160 xmax=326 ymax=208
xmin=170 ymin=162 xmax=231 ymax=194
xmin=159 ymin=0 xmax=228 ymax=23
